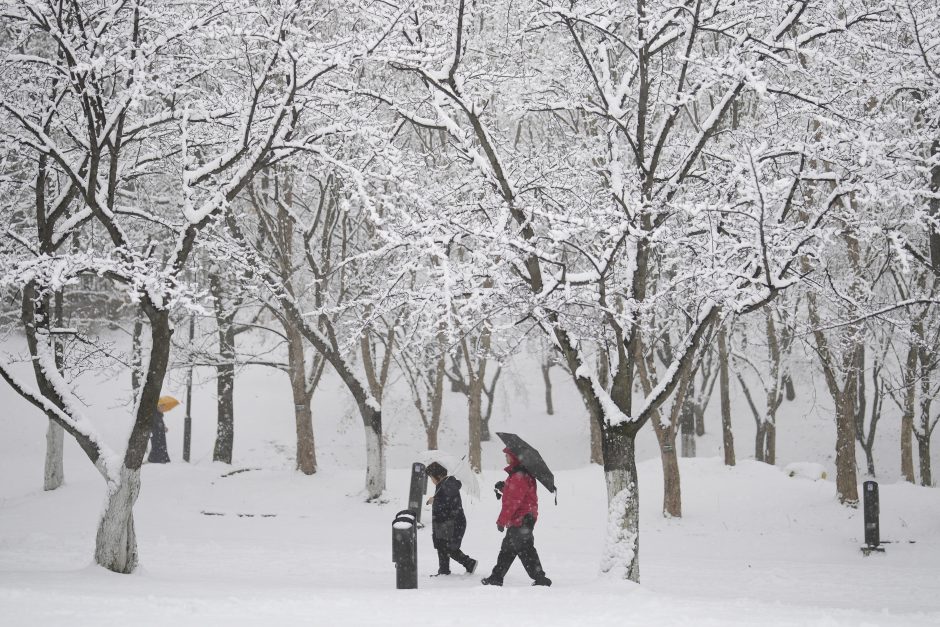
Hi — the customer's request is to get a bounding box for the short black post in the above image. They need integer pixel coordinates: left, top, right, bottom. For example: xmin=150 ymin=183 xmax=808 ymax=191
xmin=392 ymin=509 xmax=418 ymax=589
xmin=861 ymin=480 xmax=884 ymax=555
xmin=408 ymin=462 xmax=427 ymax=525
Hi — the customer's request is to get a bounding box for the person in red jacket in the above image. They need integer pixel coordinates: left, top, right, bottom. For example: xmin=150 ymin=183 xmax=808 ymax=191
xmin=481 ymin=448 xmax=552 ymax=586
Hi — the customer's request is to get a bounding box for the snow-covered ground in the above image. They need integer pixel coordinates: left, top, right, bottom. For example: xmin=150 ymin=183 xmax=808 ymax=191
xmin=1 ymin=335 xmax=939 ymax=626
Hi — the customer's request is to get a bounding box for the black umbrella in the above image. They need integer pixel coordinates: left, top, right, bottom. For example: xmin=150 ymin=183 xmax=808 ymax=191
xmin=496 ymin=432 xmax=556 ymax=494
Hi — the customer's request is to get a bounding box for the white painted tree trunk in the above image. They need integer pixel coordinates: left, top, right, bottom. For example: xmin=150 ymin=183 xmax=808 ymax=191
xmin=43 ymin=420 xmax=65 ymax=491
xmin=364 ymin=424 xmax=386 ymax=500
xmin=600 ymin=466 xmax=641 ymax=583
xmin=94 ymin=467 xmax=140 ymax=574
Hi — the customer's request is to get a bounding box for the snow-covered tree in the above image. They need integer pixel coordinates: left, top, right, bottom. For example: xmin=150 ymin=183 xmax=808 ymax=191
xmin=367 ymin=0 xmax=884 ymax=581
xmin=0 ymin=0 xmax=396 ymax=570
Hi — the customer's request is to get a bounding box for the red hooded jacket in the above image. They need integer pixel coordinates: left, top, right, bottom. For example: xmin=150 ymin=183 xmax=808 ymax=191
xmin=497 ymin=448 xmax=539 ymax=528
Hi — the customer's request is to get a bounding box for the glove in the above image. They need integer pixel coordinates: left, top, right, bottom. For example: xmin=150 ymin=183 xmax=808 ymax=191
xmin=497 ymin=524 xmax=505 ymax=532
xmin=494 ymin=481 xmax=505 ymax=500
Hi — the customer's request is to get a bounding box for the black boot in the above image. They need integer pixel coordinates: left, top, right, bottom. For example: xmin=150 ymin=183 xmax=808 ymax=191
xmin=532 ymin=576 xmax=552 ymax=586
xmin=481 ymin=576 xmax=503 ymax=586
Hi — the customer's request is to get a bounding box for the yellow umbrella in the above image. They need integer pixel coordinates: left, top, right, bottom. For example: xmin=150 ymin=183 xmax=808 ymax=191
xmin=157 ymin=395 xmax=180 ymax=413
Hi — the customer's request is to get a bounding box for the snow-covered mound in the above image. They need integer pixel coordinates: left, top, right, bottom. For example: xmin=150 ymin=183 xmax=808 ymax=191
xmin=784 ymin=461 xmax=828 ymax=480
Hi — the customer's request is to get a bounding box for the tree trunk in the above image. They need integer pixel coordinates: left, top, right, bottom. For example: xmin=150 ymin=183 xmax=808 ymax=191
xmin=599 ymin=430 xmax=640 ymax=582
xmin=94 ymin=467 xmax=140 ymax=574
xmin=661 ymin=430 xmax=681 ymax=517
xmin=462 ymin=328 xmax=488 ymax=472
xmin=541 ymin=362 xmax=554 ymax=415
xmin=287 ymin=327 xmax=316 ymax=474
xmin=213 ymin=328 xmax=235 ymax=464
xmin=718 ymin=326 xmax=735 ymax=466
xmin=764 ymin=309 xmax=781 ymax=466
xmin=43 ymin=291 xmax=66 ymax=490
xmin=293 ymin=396 xmax=316 ymax=474
xmin=651 ymin=415 xmax=681 ymax=517
xmin=901 ymin=409 xmax=915 ymax=474
xmin=835 ymin=390 xmax=860 ymax=505
xmin=44 ymin=421 xmax=65 ymax=491
xmin=901 ymin=388 xmax=916 ymax=483
xmin=763 ymin=421 xmax=776 ymax=465
xmin=591 ymin=343 xmax=608 ymax=465
xmin=589 ymin=409 xmax=604 ymax=465
xmin=916 ymin=345 xmax=935 ymax=487
xmin=425 ymin=346 xmax=446 ymax=450
xmin=680 ymin=402 xmax=696 ymax=458
xmin=929 ymin=138 xmax=940 ymax=270
xmin=481 ymin=365 xmax=500 ymax=442
xmin=861 ymin=442 xmax=875 ymax=478
xmin=917 ymin=436 xmax=932 ymax=487
xmin=468 ymin=369 xmax=484 ymax=473
xmin=480 ymin=401 xmax=493 ymax=442
xmin=359 ymin=322 xmax=395 ymax=500
xmin=130 ymin=315 xmax=144 ymax=406
xmin=754 ymin=421 xmax=767 ymax=463
xmin=737 ymin=371 xmax=769 ymax=464
xmin=363 ymin=405 xmax=386 ymax=499
xmin=210 ymin=271 xmax=236 ymax=464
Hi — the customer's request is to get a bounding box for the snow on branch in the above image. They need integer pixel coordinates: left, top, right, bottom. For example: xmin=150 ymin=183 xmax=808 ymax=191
xmin=0 ymin=354 xmax=120 ymax=483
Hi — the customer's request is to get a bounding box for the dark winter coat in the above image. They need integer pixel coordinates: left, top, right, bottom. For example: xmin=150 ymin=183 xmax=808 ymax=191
xmin=431 ymin=476 xmax=467 ymax=550
xmin=148 ymin=410 xmax=170 ymax=463
xmin=496 ymin=449 xmax=538 ymax=528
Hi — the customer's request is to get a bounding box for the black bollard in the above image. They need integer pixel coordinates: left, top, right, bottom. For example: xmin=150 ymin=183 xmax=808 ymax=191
xmin=407 ymin=462 xmax=427 ymax=525
xmin=392 ymin=509 xmax=418 ymax=589
xmin=861 ymin=480 xmax=884 ymax=555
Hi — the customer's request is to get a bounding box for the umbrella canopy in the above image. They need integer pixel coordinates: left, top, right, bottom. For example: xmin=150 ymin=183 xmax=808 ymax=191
xmin=416 ymin=449 xmax=480 ymax=502
xmin=496 ymin=432 xmax=556 ymax=494
xmin=157 ymin=395 xmax=180 ymax=413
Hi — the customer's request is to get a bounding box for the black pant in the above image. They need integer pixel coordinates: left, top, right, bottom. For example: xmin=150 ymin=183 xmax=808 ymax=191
xmin=488 ymin=521 xmax=546 ymax=582
xmin=148 ymin=417 xmax=169 ymax=463
xmin=437 ymin=547 xmax=473 ymax=573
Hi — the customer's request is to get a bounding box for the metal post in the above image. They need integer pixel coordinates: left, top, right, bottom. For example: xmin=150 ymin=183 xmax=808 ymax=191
xmin=392 ymin=509 xmax=418 ymax=589
xmin=861 ymin=480 xmax=884 ymax=555
xmin=183 ymin=314 xmax=194 ymax=462
xmin=408 ymin=462 xmax=427 ymax=525
xmin=863 ymin=481 xmax=880 ymax=546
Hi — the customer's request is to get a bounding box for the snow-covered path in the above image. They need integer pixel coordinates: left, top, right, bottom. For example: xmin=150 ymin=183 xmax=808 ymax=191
xmin=1 ymin=343 xmax=938 ymax=626
xmin=1 ymin=458 xmax=938 ymax=626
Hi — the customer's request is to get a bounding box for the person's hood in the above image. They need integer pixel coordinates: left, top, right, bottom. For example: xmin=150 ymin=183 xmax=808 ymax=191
xmin=503 ymin=447 xmax=521 ymax=471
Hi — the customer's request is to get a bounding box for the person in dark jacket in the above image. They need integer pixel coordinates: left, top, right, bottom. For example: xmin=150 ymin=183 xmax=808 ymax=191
xmin=425 ymin=462 xmax=478 ymax=576
xmin=481 ymin=448 xmax=551 ymax=586
xmin=147 ymin=408 xmax=170 ymax=463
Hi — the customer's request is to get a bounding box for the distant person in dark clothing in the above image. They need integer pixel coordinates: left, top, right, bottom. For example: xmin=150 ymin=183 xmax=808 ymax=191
xmin=481 ymin=448 xmax=551 ymax=586
xmin=148 ymin=409 xmax=170 ymax=463
xmin=148 ymin=395 xmax=179 ymax=464
xmin=425 ymin=461 xmax=478 ymax=576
